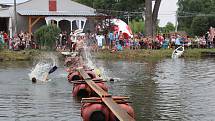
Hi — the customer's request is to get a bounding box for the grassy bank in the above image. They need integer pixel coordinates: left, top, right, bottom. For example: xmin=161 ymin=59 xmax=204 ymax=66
xmin=0 ymin=50 xmax=41 ymax=61
xmin=95 ymin=48 xmax=215 ymax=61
xmin=1 ymin=48 xmax=215 ymax=62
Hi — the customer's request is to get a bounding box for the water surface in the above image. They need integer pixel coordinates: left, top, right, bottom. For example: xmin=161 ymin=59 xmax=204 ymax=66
xmin=0 ymin=58 xmax=215 ymax=121
xmin=0 ymin=61 xmax=81 ymax=121
xmin=95 ymin=58 xmax=215 ymax=121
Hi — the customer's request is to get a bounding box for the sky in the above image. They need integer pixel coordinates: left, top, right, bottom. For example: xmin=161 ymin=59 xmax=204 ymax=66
xmin=0 ymin=0 xmax=178 ymax=27
xmin=157 ymin=0 xmax=178 ymax=27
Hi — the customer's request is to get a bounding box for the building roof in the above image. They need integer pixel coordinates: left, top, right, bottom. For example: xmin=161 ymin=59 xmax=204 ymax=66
xmin=16 ymin=0 xmax=96 ymax=16
xmin=18 ymin=11 xmax=96 ymax=16
xmin=0 ymin=8 xmax=11 ymax=17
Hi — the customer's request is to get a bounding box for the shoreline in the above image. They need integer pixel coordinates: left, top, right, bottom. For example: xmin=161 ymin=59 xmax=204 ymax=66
xmin=1 ymin=48 xmax=215 ymax=62
xmin=0 ymin=50 xmax=41 ymax=62
xmin=94 ymin=48 xmax=215 ymax=61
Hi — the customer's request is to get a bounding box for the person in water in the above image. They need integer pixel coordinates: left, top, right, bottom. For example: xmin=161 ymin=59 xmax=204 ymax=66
xmin=32 ymin=77 xmax=37 ymax=83
xmin=32 ymin=65 xmax=58 ymax=83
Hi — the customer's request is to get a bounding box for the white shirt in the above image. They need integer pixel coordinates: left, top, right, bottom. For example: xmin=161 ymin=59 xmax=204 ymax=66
xmin=96 ymin=35 xmax=104 ymax=47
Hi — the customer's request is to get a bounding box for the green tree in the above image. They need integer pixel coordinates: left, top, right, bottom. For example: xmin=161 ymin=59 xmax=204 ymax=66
xmin=165 ymin=22 xmax=175 ymax=32
xmin=177 ymin=0 xmax=215 ymax=35
xmin=191 ymin=16 xmax=209 ymax=36
xmin=158 ymin=22 xmax=175 ymax=34
xmin=75 ymin=0 xmax=162 ymax=36
xmin=74 ymin=0 xmax=144 ymax=19
xmin=74 ymin=0 xmax=144 ymax=12
xmin=34 ymin=25 xmax=61 ymax=50
xmin=129 ymin=19 xmax=145 ymax=33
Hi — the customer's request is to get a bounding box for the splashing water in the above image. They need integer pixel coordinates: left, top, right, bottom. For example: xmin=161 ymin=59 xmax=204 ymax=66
xmin=29 ymin=53 xmax=59 ymax=81
xmin=83 ymin=44 xmax=108 ymax=79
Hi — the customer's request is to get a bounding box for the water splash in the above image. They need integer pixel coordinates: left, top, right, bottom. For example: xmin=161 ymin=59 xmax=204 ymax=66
xmin=83 ymin=44 xmax=108 ymax=79
xmin=29 ymin=53 xmax=59 ymax=82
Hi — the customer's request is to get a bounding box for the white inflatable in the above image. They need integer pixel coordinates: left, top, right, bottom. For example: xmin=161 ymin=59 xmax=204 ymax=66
xmin=111 ymin=19 xmax=133 ymax=38
xmin=172 ymin=46 xmax=184 ymax=59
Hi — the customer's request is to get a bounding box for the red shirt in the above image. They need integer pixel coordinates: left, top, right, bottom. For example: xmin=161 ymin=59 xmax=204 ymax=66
xmin=118 ymin=33 xmax=124 ymax=40
xmin=3 ymin=33 xmax=8 ymax=42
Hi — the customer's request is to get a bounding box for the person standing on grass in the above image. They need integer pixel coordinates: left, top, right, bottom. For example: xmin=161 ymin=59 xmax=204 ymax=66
xmin=3 ymin=32 xmax=8 ymax=48
xmin=108 ymin=31 xmax=114 ymax=49
xmin=0 ymin=32 xmax=4 ymax=45
xmin=118 ymin=31 xmax=124 ymax=47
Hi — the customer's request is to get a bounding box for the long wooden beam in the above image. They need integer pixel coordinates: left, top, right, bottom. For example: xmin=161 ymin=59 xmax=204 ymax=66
xmin=78 ymin=68 xmax=135 ymax=121
xmin=102 ymin=97 xmax=135 ymax=121
xmin=31 ymin=17 xmax=42 ymax=27
xmin=28 ymin=16 xmax=32 ymax=34
xmin=28 ymin=16 xmax=44 ymax=33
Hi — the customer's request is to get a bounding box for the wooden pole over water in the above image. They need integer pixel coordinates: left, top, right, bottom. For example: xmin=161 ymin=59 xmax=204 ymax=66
xmin=78 ymin=67 xmax=135 ymax=121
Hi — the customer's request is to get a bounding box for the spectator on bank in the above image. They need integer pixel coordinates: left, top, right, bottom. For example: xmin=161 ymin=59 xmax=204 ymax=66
xmin=62 ymin=31 xmax=67 ymax=47
xmin=0 ymin=32 xmax=4 ymax=45
xmin=130 ymin=37 xmax=135 ymax=50
xmin=96 ymin=34 xmax=104 ymax=48
xmin=70 ymin=31 xmax=77 ymax=52
xmin=3 ymin=32 xmax=8 ymax=48
xmin=118 ymin=31 xmax=124 ymax=47
xmin=108 ymin=31 xmax=114 ymax=48
xmin=139 ymin=38 xmax=144 ymax=49
xmin=134 ymin=36 xmax=139 ymax=50
xmin=13 ymin=34 xmax=21 ymax=50
xmin=199 ymin=36 xmax=206 ymax=48
xmin=111 ymin=41 xmax=123 ymax=53
xmin=175 ymin=35 xmax=181 ymax=48
xmin=162 ymin=37 xmax=170 ymax=49
xmin=114 ymin=31 xmax=119 ymax=44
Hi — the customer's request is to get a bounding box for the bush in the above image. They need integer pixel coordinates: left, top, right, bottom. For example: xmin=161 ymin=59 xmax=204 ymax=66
xmin=191 ymin=16 xmax=209 ymax=36
xmin=34 ymin=25 xmax=61 ymax=50
xmin=0 ymin=43 xmax=6 ymax=51
xmin=129 ymin=19 xmax=145 ymax=34
xmin=0 ymin=45 xmax=3 ymax=50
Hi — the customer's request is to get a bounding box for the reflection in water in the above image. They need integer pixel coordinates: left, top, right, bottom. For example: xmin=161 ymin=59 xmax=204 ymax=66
xmin=1 ymin=59 xmax=215 ymax=121
xmin=154 ymin=59 xmax=215 ymax=121
xmin=95 ymin=58 xmax=215 ymax=121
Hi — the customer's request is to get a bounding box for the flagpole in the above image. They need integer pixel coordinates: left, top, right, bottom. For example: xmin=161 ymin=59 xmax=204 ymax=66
xmin=14 ymin=0 xmax=17 ymax=34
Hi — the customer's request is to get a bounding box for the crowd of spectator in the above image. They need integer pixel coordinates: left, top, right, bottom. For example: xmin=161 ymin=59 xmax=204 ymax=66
xmin=92 ymin=27 xmax=215 ymax=52
xmin=0 ymin=31 xmax=36 ymax=50
xmin=1 ymin=27 xmax=215 ymax=52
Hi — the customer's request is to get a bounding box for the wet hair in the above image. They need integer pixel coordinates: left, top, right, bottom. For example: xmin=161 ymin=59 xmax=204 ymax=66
xmin=32 ymin=77 xmax=37 ymax=83
xmin=110 ymin=78 xmax=114 ymax=82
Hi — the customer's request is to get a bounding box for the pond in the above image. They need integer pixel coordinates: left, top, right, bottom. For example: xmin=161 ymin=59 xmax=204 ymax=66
xmin=0 ymin=58 xmax=215 ymax=121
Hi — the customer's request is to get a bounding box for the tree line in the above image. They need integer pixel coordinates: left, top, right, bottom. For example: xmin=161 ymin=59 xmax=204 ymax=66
xmin=75 ymin=0 xmax=215 ymax=36
xmin=74 ymin=0 xmax=162 ymax=36
xmin=178 ymin=0 xmax=215 ymax=36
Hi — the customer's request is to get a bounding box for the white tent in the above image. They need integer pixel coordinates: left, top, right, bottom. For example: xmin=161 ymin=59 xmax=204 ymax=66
xmin=111 ymin=19 xmax=133 ymax=38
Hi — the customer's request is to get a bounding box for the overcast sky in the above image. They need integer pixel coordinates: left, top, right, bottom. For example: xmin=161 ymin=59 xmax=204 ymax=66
xmin=0 ymin=0 xmax=178 ymax=27
xmin=157 ymin=0 xmax=178 ymax=27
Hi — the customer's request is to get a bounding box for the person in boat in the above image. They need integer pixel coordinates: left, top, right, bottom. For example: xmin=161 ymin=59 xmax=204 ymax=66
xmin=32 ymin=65 xmax=58 ymax=83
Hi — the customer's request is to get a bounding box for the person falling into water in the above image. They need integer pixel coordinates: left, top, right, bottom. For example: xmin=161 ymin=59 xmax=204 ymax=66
xmin=32 ymin=65 xmax=58 ymax=83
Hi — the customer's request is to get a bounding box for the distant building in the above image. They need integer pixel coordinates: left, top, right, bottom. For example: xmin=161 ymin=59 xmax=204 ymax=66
xmin=0 ymin=0 xmax=100 ymax=37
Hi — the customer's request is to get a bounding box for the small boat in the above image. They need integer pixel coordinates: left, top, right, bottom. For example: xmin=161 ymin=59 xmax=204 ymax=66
xmin=172 ymin=46 xmax=184 ymax=59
